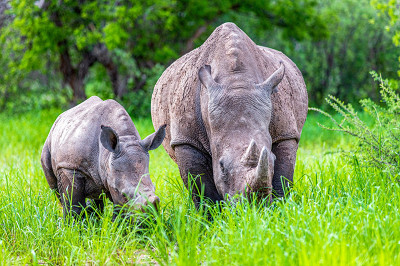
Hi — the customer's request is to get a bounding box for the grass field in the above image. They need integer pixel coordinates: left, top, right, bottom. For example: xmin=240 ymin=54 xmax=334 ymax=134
xmin=0 ymin=108 xmax=399 ymax=265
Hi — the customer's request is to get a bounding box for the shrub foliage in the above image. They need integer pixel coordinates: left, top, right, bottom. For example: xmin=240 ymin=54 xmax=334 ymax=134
xmin=310 ymin=73 xmax=400 ymax=175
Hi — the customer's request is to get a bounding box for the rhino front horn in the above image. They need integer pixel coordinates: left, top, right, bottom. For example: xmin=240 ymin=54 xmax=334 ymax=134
xmin=256 ymin=147 xmax=269 ymax=180
xmin=253 ymin=146 xmax=275 ymax=190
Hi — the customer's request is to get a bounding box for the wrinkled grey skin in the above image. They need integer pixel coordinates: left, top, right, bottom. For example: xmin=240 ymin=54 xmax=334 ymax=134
xmin=151 ymin=23 xmax=308 ymax=203
xmin=41 ymin=96 xmax=166 ymax=217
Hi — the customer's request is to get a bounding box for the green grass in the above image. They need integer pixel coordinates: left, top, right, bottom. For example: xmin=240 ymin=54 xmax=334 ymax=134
xmin=0 ymin=109 xmax=399 ymax=265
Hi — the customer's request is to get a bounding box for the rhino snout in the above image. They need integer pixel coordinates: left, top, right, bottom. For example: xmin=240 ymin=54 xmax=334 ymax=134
xmin=144 ymin=195 xmax=160 ymax=212
xmin=132 ymin=194 xmax=160 ymax=213
xmin=119 ymin=188 xmax=160 ymax=212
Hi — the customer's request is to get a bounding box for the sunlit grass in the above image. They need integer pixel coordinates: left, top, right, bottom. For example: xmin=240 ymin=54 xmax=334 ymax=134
xmin=0 ymin=109 xmax=399 ymax=265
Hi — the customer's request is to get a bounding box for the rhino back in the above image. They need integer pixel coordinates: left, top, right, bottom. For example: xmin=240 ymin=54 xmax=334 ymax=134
xmin=151 ymin=23 xmax=308 ymax=160
xmin=48 ymin=96 xmax=140 ymax=178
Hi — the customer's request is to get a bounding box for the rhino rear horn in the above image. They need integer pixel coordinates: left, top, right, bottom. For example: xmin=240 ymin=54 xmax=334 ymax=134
xmin=241 ymin=139 xmax=260 ymax=166
xmin=258 ymin=61 xmax=285 ymax=94
xmin=199 ymin=65 xmax=218 ymax=90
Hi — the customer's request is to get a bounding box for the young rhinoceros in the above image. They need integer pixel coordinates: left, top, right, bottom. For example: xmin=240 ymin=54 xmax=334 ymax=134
xmin=152 ymin=23 xmax=308 ymax=203
xmin=41 ymin=96 xmax=165 ymax=217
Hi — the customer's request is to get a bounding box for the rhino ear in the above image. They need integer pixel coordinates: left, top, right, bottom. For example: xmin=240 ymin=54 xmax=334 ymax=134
xmin=199 ymin=65 xmax=217 ymax=91
xmin=140 ymin=124 xmax=166 ymax=151
xmin=258 ymin=61 xmax=285 ymax=95
xmin=100 ymin=125 xmax=120 ymax=153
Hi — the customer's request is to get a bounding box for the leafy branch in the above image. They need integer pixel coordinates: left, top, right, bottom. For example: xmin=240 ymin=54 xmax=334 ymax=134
xmin=310 ymin=72 xmax=400 ymax=176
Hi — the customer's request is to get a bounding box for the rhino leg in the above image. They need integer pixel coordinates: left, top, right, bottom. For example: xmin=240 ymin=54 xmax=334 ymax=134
xmin=271 ymin=139 xmax=298 ymax=198
xmin=175 ymin=145 xmax=223 ymax=205
xmin=86 ymin=198 xmax=105 ymax=216
xmin=56 ymin=168 xmax=87 ymax=218
xmin=41 ymin=142 xmax=59 ymax=200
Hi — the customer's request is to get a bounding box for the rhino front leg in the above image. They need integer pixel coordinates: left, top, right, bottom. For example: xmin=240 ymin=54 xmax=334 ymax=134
xmin=271 ymin=139 xmax=298 ymax=198
xmin=175 ymin=145 xmax=223 ymax=205
xmin=56 ymin=168 xmax=87 ymax=218
xmin=86 ymin=198 xmax=105 ymax=216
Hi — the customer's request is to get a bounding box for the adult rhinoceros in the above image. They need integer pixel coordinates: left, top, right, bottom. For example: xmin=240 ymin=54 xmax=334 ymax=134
xmin=151 ymin=23 xmax=308 ymax=203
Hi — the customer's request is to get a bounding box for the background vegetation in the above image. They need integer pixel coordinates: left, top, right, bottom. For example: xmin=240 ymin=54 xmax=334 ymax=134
xmin=1 ymin=0 xmax=398 ymax=115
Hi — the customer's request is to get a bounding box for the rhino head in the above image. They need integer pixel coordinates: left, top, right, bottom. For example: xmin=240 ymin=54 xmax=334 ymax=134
xmin=99 ymin=124 xmax=166 ymax=211
xmin=199 ymin=63 xmax=285 ymax=200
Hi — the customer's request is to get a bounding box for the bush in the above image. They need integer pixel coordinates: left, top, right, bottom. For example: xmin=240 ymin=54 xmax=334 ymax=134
xmin=120 ymin=64 xmax=165 ymax=118
xmin=310 ymin=72 xmax=400 ymax=176
xmin=243 ymin=0 xmax=399 ymax=107
xmin=85 ymin=63 xmax=115 ymax=100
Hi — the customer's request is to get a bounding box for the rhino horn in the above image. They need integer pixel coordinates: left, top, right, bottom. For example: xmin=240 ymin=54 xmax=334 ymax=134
xmin=254 ymin=146 xmax=274 ymax=189
xmin=241 ymin=139 xmax=260 ymax=166
xmin=256 ymin=147 xmax=269 ymax=180
xmin=257 ymin=61 xmax=285 ymax=94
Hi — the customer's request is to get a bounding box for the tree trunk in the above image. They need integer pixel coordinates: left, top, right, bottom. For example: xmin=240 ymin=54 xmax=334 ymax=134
xmin=106 ymin=65 xmax=126 ymax=98
xmin=50 ymin=6 xmax=93 ymax=104
xmin=69 ymin=73 xmax=86 ymax=103
xmin=92 ymin=43 xmax=127 ymax=99
xmin=59 ymin=48 xmax=87 ymax=104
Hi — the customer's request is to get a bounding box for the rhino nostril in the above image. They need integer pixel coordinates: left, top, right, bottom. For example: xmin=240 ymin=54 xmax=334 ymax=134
xmin=152 ymin=196 xmax=160 ymax=206
xmin=122 ymin=195 xmax=128 ymax=204
xmin=121 ymin=191 xmax=131 ymax=203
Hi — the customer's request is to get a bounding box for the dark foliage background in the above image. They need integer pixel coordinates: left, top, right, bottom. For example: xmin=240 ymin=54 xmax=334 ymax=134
xmin=0 ymin=0 xmax=398 ymax=116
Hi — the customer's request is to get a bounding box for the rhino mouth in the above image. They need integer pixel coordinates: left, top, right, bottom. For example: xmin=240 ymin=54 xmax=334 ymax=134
xmin=128 ymin=194 xmax=160 ymax=212
xmin=110 ymin=187 xmax=160 ymax=213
